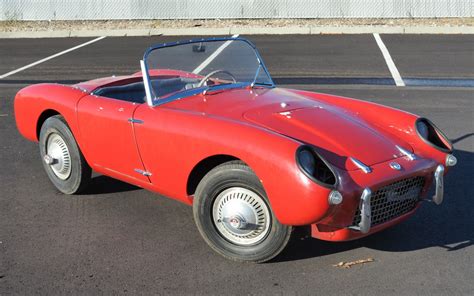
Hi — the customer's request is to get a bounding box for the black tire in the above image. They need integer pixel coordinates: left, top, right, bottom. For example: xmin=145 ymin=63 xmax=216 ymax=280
xmin=193 ymin=161 xmax=292 ymax=263
xmin=39 ymin=115 xmax=91 ymax=194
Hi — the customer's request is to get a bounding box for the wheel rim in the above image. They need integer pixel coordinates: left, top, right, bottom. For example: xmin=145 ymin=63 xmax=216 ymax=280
xmin=44 ymin=133 xmax=71 ymax=180
xmin=212 ymin=187 xmax=271 ymax=246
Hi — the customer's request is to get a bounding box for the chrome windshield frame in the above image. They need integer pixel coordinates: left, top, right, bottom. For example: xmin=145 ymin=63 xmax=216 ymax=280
xmin=141 ymin=36 xmax=275 ymax=107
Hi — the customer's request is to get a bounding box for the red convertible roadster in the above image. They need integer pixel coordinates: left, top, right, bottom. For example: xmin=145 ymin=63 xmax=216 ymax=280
xmin=15 ymin=37 xmax=456 ymax=262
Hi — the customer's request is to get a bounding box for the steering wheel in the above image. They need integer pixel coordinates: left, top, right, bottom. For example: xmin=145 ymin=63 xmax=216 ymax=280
xmin=197 ymin=70 xmax=237 ymax=87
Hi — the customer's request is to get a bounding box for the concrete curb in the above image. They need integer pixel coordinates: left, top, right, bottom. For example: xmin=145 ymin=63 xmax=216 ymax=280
xmin=1 ymin=25 xmax=473 ymax=38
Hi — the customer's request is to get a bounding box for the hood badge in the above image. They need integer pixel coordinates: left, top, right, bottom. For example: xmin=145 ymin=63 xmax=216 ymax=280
xmin=349 ymin=157 xmax=372 ymax=174
xmin=390 ymin=162 xmax=402 ymax=171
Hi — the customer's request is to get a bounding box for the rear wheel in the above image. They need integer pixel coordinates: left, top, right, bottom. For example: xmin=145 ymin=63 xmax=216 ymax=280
xmin=39 ymin=115 xmax=91 ymax=194
xmin=193 ymin=161 xmax=292 ymax=263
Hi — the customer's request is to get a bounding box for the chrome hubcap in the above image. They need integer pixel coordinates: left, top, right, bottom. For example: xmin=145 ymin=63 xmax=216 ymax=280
xmin=212 ymin=187 xmax=271 ymax=246
xmin=45 ymin=133 xmax=71 ymax=180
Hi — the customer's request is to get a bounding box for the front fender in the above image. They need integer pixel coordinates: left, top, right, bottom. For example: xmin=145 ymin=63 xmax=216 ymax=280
xmin=14 ymin=84 xmax=87 ymax=143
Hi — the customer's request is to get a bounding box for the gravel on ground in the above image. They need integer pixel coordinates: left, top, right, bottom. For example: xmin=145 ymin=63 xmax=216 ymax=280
xmin=1 ymin=18 xmax=473 ymax=32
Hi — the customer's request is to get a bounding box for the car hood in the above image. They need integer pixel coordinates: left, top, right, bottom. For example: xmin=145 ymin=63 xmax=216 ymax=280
xmin=239 ymin=89 xmax=405 ymax=171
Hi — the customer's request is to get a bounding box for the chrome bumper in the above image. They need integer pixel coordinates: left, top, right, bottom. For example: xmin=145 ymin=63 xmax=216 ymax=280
xmin=432 ymin=165 xmax=444 ymax=205
xmin=350 ymin=164 xmax=445 ymax=234
xmin=349 ymin=188 xmax=372 ymax=234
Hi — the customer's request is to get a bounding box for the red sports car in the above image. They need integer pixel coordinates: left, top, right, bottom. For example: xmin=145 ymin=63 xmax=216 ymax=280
xmin=14 ymin=37 xmax=456 ymax=262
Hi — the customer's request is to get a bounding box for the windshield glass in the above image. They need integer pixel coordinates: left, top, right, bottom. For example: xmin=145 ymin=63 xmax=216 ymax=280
xmin=143 ymin=38 xmax=273 ymax=103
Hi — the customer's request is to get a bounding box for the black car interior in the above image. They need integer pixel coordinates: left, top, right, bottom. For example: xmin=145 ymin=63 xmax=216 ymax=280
xmin=93 ymin=77 xmax=201 ymax=103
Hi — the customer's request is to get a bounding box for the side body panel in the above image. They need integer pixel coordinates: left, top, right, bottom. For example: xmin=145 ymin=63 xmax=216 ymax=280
xmin=76 ymin=95 xmax=149 ymax=183
xmin=133 ymin=103 xmax=334 ymax=225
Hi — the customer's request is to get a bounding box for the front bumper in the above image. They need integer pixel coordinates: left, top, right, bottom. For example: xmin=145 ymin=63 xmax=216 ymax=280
xmin=349 ymin=164 xmax=444 ymax=234
xmin=311 ymin=157 xmax=450 ymax=241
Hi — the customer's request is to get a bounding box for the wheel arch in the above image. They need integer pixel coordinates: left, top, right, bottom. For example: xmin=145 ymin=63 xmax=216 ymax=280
xmin=186 ymin=154 xmax=242 ymax=196
xmin=36 ymin=109 xmax=61 ymax=140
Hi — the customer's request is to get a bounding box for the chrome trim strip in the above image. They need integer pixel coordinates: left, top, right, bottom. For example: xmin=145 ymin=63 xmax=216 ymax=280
xmin=396 ymin=145 xmax=416 ymax=160
xmin=72 ymin=85 xmax=90 ymax=93
xmin=254 ymin=50 xmax=275 ymax=86
xmin=432 ymin=165 xmax=444 ymax=205
xmin=349 ymin=157 xmax=372 ymax=174
xmin=349 ymin=188 xmax=372 ymax=234
xmin=140 ymin=59 xmax=153 ymax=107
xmin=128 ymin=118 xmax=144 ymax=124
xmin=134 ymin=169 xmax=152 ymax=177
xmin=251 ymin=64 xmax=262 ymax=87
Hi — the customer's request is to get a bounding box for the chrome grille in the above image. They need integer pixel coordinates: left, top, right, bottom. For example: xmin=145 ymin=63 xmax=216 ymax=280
xmin=352 ymin=176 xmax=425 ymax=227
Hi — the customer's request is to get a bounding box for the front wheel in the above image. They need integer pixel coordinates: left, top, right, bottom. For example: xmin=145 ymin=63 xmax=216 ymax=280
xmin=193 ymin=161 xmax=292 ymax=263
xmin=39 ymin=115 xmax=91 ymax=194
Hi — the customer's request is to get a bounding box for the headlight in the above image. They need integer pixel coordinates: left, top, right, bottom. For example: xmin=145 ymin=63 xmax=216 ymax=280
xmin=416 ymin=120 xmax=429 ymax=139
xmin=296 ymin=146 xmax=337 ymax=187
xmin=298 ymin=149 xmax=316 ymax=176
xmin=415 ymin=118 xmax=452 ymax=153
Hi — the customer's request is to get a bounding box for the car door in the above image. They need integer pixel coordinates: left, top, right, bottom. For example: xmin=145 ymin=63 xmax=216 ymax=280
xmin=77 ymin=94 xmax=150 ymax=183
xmin=131 ymin=103 xmax=194 ymax=202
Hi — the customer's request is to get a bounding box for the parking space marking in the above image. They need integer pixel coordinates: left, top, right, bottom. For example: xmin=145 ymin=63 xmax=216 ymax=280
xmin=192 ymin=34 xmax=239 ymax=74
xmin=373 ymin=33 xmax=405 ymax=87
xmin=0 ymin=36 xmax=106 ymax=79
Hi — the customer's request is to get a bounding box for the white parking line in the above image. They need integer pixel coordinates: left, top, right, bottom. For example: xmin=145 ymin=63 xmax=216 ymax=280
xmin=0 ymin=36 xmax=107 ymax=79
xmin=192 ymin=34 xmax=239 ymax=74
xmin=373 ymin=33 xmax=405 ymax=87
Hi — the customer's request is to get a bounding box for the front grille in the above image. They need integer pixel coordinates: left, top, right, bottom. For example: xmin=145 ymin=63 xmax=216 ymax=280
xmin=352 ymin=176 xmax=425 ymax=227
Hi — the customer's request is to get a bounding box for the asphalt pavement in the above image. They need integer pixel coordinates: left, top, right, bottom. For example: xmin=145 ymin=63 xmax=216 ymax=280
xmin=1 ymin=34 xmax=473 ymax=295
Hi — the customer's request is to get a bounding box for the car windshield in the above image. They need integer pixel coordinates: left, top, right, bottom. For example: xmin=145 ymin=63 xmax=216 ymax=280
xmin=143 ymin=37 xmax=273 ymax=104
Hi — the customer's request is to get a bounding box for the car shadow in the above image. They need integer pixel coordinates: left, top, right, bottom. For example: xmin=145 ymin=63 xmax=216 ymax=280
xmin=275 ymin=148 xmax=474 ymax=262
xmin=78 ymin=175 xmax=141 ymax=195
